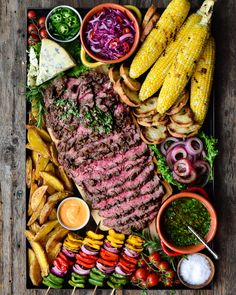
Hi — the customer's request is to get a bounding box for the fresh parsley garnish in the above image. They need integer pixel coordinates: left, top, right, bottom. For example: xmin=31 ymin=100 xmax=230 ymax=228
xmin=54 ymin=98 xmax=80 ymax=120
xmin=85 ymin=106 xmax=113 ymax=134
xmin=199 ymin=131 xmax=218 ymax=180
xmin=149 ymin=144 xmax=185 ymax=190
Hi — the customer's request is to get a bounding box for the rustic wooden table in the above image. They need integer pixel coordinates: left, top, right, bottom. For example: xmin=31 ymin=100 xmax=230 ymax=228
xmin=0 ymin=0 xmax=235 ymax=294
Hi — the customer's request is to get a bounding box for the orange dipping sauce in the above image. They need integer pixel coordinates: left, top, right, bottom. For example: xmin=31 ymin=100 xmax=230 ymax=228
xmin=58 ymin=198 xmax=89 ymax=230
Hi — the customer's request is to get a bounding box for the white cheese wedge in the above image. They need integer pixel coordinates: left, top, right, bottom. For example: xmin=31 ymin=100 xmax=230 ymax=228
xmin=36 ymin=39 xmax=76 ymax=86
xmin=27 ymin=47 xmax=39 ymax=87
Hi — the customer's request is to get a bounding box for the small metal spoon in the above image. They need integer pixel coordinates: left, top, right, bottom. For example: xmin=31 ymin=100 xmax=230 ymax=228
xmin=187 ymin=225 xmax=219 ymax=260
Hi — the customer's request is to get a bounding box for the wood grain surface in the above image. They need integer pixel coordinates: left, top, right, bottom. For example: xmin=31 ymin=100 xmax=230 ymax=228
xmin=0 ymin=0 xmax=235 ymax=294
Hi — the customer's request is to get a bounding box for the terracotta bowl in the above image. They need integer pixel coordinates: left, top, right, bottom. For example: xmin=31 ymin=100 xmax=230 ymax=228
xmin=156 ymin=192 xmax=217 ymax=254
xmin=80 ymin=3 xmax=140 ymax=64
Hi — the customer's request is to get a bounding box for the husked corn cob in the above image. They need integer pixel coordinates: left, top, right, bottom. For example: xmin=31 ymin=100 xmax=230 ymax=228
xmin=190 ymin=37 xmax=215 ymax=124
xmin=156 ymin=11 xmax=213 ymax=115
xmin=129 ymin=0 xmax=190 ymax=79
xmin=139 ymin=0 xmax=216 ymax=101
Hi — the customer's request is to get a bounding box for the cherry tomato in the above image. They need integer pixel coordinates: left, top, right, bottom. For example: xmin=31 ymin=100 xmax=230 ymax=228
xmin=164 ymin=278 xmax=174 ymax=287
xmin=134 ymin=268 xmax=149 ymax=281
xmin=149 ymin=252 xmax=161 ymax=267
xmin=38 ymin=16 xmax=46 ymax=28
xmin=165 ymin=270 xmax=175 ymax=279
xmin=28 ymin=24 xmax=38 ymax=34
xmin=158 ymin=261 xmax=170 ymax=272
xmin=138 ymin=258 xmax=149 ymax=268
xmin=39 ymin=28 xmax=48 ymax=39
xmin=140 ymin=280 xmax=149 ymax=289
xmin=130 ymin=274 xmax=138 ymax=284
xmin=28 ymin=34 xmax=40 ymax=46
xmin=146 ymin=273 xmax=159 ymax=287
xmin=27 ymin=10 xmax=37 ymax=19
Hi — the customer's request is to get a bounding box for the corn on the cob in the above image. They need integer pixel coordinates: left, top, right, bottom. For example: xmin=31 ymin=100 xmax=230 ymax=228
xmin=139 ymin=0 xmax=216 ymax=101
xmin=190 ymin=37 xmax=215 ymax=124
xmin=129 ymin=0 xmax=190 ymax=79
xmin=156 ymin=10 xmax=213 ymax=115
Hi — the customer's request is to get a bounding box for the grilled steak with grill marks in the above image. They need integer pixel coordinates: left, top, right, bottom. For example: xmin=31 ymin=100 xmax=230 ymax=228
xmin=43 ymin=70 xmax=164 ymax=233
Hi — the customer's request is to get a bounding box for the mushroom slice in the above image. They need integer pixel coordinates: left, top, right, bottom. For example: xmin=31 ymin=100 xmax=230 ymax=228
xmin=140 ymin=125 xmax=168 ymax=144
xmin=166 ymin=90 xmax=189 ymax=115
xmin=167 ymin=122 xmax=201 ymax=138
xmin=120 ymin=64 xmax=141 ymax=91
xmin=133 ymin=97 xmax=158 ymax=117
xmin=108 ymin=67 xmax=120 ymax=84
xmin=114 ymin=79 xmax=141 ymax=107
xmin=170 ymin=106 xmax=194 ymax=127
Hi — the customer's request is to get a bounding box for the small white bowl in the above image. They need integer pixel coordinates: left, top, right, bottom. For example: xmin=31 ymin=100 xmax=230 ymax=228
xmin=57 ymin=197 xmax=90 ymax=231
xmin=46 ymin=5 xmax=82 ymax=43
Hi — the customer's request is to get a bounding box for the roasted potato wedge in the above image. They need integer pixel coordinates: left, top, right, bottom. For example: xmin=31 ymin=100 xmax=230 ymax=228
xmin=31 ymin=185 xmax=48 ymax=212
xmin=140 ymin=125 xmax=168 ymax=144
xmin=133 ymin=97 xmax=158 ymax=117
xmin=46 ymin=227 xmax=69 ymax=253
xmin=26 ymin=125 xmax=51 ymax=143
xmin=141 ymin=13 xmax=160 ymax=42
xmin=167 ymin=122 xmax=201 ymax=138
xmin=166 ymin=90 xmax=189 ymax=115
xmin=141 ymin=4 xmax=156 ymax=30
xmin=28 ymin=248 xmax=42 ymax=286
xmin=108 ymin=67 xmax=120 ymax=84
xmin=39 ymin=201 xmax=57 ymax=225
xmin=45 ymin=162 xmax=56 ymax=174
xmin=120 ymin=64 xmax=141 ymax=91
xmin=26 ymin=156 xmax=33 ymax=189
xmin=170 ymin=106 xmax=194 ymax=126
xmin=29 ymin=221 xmax=41 ymax=234
xmin=25 ymin=230 xmax=49 ymax=277
xmin=39 ymin=171 xmax=64 ymax=192
xmin=49 ymin=143 xmax=60 ymax=166
xmin=35 ymin=156 xmax=49 ymax=180
xmin=27 ymin=195 xmax=46 ymax=226
xmin=28 ymin=180 xmax=38 ymax=216
xmin=47 ymin=242 xmax=62 ymax=264
xmin=34 ymin=220 xmax=59 ymax=242
xmin=48 ymin=208 xmax=57 ymax=221
xmin=48 ymin=191 xmax=73 ymax=203
xmin=58 ymin=166 xmax=73 ymax=191
xmin=114 ymin=79 xmax=141 ymax=107
xmin=45 ymin=185 xmax=56 ymax=195
xmin=31 ymin=151 xmax=39 ymax=168
xmin=27 ymin=128 xmax=51 ymax=159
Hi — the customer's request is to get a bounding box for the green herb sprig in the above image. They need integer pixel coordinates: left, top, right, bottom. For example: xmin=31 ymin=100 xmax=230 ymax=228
xmin=199 ymin=131 xmax=218 ymax=180
xmin=149 ymin=145 xmax=185 ymax=190
xmin=85 ymin=106 xmax=113 ymax=134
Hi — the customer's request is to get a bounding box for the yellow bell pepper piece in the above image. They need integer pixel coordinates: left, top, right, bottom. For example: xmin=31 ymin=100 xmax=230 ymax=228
xmin=108 ymin=229 xmax=125 ymax=241
xmin=83 ymin=238 xmax=103 ymax=246
xmin=86 ymin=231 xmax=104 ymax=240
xmin=125 ymin=243 xmax=144 ymax=253
xmin=107 ymin=235 xmax=124 ymax=245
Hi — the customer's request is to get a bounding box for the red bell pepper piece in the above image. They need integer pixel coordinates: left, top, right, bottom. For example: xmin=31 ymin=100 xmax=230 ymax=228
xmin=76 ymin=253 xmax=98 ymax=264
xmin=58 ymin=252 xmax=73 ymax=265
xmin=161 ymin=241 xmax=182 ymax=257
xmin=119 ymin=257 xmax=136 ymax=269
xmin=100 ymin=249 xmax=119 ymax=262
xmin=97 ymin=258 xmax=117 ymax=267
xmin=121 ymin=252 xmax=138 ymax=265
xmin=53 ymin=258 xmax=68 ymax=272
xmin=76 ymin=258 xmax=95 ymax=269
xmin=79 ymin=251 xmax=98 ymax=262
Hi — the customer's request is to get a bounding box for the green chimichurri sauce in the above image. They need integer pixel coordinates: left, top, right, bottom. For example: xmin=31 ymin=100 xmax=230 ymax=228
xmin=163 ymin=198 xmax=211 ymax=247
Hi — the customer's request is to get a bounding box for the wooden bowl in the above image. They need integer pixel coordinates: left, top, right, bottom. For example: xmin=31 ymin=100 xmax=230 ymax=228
xmin=156 ymin=192 xmax=217 ymax=254
xmin=177 ymin=253 xmax=215 ymax=289
xmin=80 ymin=3 xmax=140 ymax=64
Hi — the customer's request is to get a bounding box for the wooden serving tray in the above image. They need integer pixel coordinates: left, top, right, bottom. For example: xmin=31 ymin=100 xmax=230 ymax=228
xmin=26 ymin=7 xmax=216 ymax=291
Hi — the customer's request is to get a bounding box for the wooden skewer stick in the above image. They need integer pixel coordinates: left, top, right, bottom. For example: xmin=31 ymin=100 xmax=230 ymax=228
xmin=110 ymin=289 xmax=116 ymax=295
xmin=71 ymin=286 xmax=76 ymax=295
xmin=44 ymin=287 xmax=50 ymax=295
xmin=91 ymin=285 xmax=98 ymax=295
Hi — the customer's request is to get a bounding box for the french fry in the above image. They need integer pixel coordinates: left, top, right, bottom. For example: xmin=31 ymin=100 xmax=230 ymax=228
xmin=26 ymin=156 xmax=33 ymax=188
xmin=27 ymin=128 xmax=51 ymax=159
xmin=34 ymin=220 xmax=59 ymax=242
xmin=47 ymin=242 xmax=62 ymax=264
xmin=46 ymin=227 xmax=69 ymax=253
xmin=49 ymin=143 xmax=60 ymax=166
xmin=45 ymin=162 xmax=56 ymax=174
xmin=48 ymin=191 xmax=73 ymax=203
xmin=25 ymin=230 xmax=49 ymax=277
xmin=31 ymin=185 xmax=48 ymax=212
xmin=29 ymin=221 xmax=41 ymax=234
xmin=27 ymin=195 xmax=46 ymax=226
xmin=48 ymin=208 xmax=57 ymax=220
xmin=58 ymin=166 xmax=74 ymax=191
xmin=39 ymin=201 xmax=57 ymax=225
xmin=35 ymin=156 xmax=49 ymax=180
xmin=28 ymin=248 xmax=42 ymax=286
xmin=39 ymin=171 xmax=64 ymax=192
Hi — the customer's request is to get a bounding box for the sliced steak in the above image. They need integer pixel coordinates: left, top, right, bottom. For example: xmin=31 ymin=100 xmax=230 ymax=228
xmin=95 ymin=174 xmax=161 ymax=209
